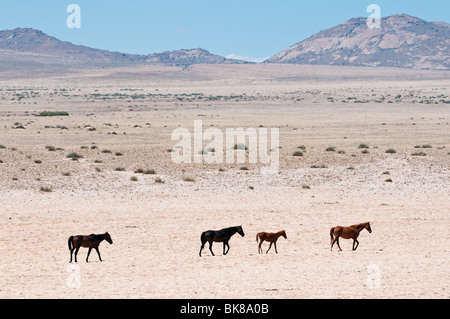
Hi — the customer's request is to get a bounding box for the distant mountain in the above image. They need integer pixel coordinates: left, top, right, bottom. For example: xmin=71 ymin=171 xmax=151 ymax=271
xmin=267 ymin=14 xmax=450 ymax=70
xmin=0 ymin=28 xmax=247 ymax=65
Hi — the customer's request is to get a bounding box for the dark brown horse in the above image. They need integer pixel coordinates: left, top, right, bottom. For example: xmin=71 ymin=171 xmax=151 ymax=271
xmin=68 ymin=232 xmax=113 ymax=262
xmin=256 ymin=230 xmax=287 ymax=254
xmin=330 ymin=222 xmax=372 ymax=251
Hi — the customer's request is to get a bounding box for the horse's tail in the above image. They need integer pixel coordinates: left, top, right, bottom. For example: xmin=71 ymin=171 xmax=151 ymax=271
xmin=330 ymin=228 xmax=335 ymax=244
xmin=68 ymin=236 xmax=74 ymax=251
xmin=200 ymin=232 xmax=206 ymax=244
xmin=256 ymin=233 xmax=260 ymax=243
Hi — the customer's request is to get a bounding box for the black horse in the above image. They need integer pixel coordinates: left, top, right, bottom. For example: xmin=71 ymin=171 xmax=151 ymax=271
xmin=199 ymin=226 xmax=245 ymax=257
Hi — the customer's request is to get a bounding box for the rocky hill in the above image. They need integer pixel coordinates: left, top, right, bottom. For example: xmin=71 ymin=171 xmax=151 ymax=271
xmin=267 ymin=14 xmax=450 ymax=70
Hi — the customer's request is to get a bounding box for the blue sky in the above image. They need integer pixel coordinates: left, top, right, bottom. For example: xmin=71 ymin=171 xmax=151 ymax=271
xmin=0 ymin=1 xmax=449 ymax=61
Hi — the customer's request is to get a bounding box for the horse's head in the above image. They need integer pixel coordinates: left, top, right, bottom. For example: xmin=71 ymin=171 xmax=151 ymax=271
xmin=237 ymin=226 xmax=245 ymax=237
xmin=365 ymin=223 xmax=372 ymax=234
xmin=105 ymin=232 xmax=113 ymax=244
xmin=281 ymin=230 xmax=287 ymax=239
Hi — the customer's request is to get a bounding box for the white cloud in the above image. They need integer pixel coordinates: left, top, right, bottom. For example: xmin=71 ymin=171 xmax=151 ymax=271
xmin=226 ymin=54 xmax=270 ymax=63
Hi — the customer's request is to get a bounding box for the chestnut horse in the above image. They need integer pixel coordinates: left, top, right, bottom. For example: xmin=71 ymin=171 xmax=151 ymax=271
xmin=330 ymin=222 xmax=372 ymax=251
xmin=256 ymin=230 xmax=287 ymax=254
xmin=68 ymin=232 xmax=113 ymax=262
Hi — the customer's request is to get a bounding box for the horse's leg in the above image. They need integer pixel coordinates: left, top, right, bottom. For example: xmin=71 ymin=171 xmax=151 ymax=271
xmin=224 ymin=241 xmax=230 ymax=255
xmin=258 ymin=240 xmax=263 ymax=254
xmin=274 ymin=240 xmax=278 ymax=254
xmin=70 ymin=248 xmax=74 ymax=263
xmin=336 ymin=237 xmax=343 ymax=251
xmin=74 ymin=247 xmax=80 ymax=263
xmin=353 ymin=239 xmax=360 ymax=251
xmin=95 ymin=247 xmax=102 ymax=261
xmin=199 ymin=242 xmax=205 ymax=257
xmin=86 ymin=248 xmax=92 ymax=262
xmin=266 ymin=242 xmax=273 ymax=254
xmin=208 ymin=240 xmax=215 ymax=256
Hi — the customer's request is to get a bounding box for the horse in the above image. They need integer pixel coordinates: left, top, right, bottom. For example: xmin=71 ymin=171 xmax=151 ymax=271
xmin=199 ymin=226 xmax=245 ymax=257
xmin=256 ymin=230 xmax=287 ymax=254
xmin=68 ymin=232 xmax=113 ymax=262
xmin=330 ymin=222 xmax=372 ymax=251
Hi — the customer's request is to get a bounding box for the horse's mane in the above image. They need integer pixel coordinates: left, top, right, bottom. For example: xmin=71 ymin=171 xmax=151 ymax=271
xmin=350 ymin=222 xmax=369 ymax=228
xmin=224 ymin=226 xmax=241 ymax=231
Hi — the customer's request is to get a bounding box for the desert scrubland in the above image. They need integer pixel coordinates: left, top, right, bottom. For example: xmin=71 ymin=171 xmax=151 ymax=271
xmin=0 ymin=64 xmax=448 ymax=298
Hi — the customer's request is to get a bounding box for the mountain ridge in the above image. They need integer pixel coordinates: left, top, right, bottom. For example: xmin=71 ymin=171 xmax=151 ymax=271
xmin=0 ymin=27 xmax=248 ymax=65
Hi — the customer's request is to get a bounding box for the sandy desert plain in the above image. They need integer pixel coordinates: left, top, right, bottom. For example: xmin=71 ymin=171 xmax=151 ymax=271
xmin=0 ymin=63 xmax=448 ymax=299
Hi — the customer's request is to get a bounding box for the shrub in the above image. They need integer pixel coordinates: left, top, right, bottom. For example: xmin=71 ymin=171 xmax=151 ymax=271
xmin=38 ymin=111 xmax=69 ymax=117
xmin=155 ymin=177 xmax=165 ymax=184
xmin=144 ymin=169 xmax=156 ymax=175
xmin=240 ymin=166 xmax=249 ymax=171
xmin=34 ymin=160 xmax=42 ymax=164
xmin=326 ymin=147 xmax=336 ymax=152
xmin=233 ymin=144 xmax=248 ymax=150
xmin=292 ymin=151 xmax=303 ymax=157
xmin=358 ymin=144 xmax=370 ymax=149
xmin=40 ymin=187 xmax=52 ymax=192
xmin=412 ymin=152 xmax=427 ymax=156
xmin=114 ymin=167 xmax=125 ymax=171
xmin=182 ymin=177 xmax=195 ymax=182
xmin=67 ymin=153 xmax=83 ymax=160
xmin=386 ymin=149 xmax=397 ymax=154
xmin=130 ymin=176 xmax=138 ymax=182
xmin=311 ymin=164 xmax=328 ymax=169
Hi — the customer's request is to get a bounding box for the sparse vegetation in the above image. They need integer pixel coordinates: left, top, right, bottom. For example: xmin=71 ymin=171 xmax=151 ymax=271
xmin=386 ymin=149 xmax=397 ymax=154
xmin=40 ymin=187 xmax=52 ymax=192
xmin=292 ymin=151 xmax=303 ymax=157
xmin=326 ymin=147 xmax=336 ymax=152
